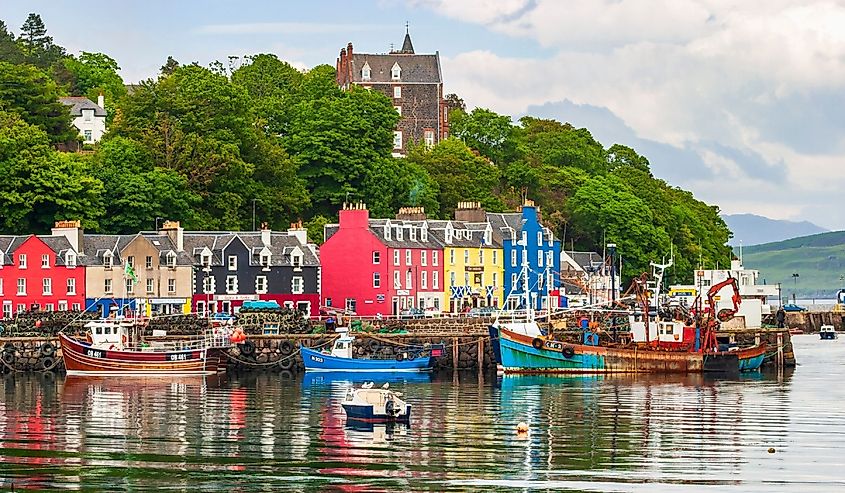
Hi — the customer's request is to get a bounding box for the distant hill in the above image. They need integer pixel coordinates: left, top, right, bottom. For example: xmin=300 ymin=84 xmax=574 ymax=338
xmin=739 ymin=231 xmax=845 ymax=299
xmin=722 ymin=213 xmax=827 ymax=246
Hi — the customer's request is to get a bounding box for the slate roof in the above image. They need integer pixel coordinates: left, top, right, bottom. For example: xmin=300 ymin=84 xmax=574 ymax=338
xmin=182 ymin=232 xmax=319 ymax=267
xmin=351 ymin=53 xmax=441 ymax=84
xmin=59 ymin=96 xmax=106 ymax=117
xmin=0 ymin=236 xmax=22 ymax=266
xmin=368 ymin=219 xmax=443 ymax=249
xmin=566 ymin=251 xmax=605 ymax=272
xmin=79 ymin=234 xmax=127 ymax=266
xmin=40 ymin=236 xmax=75 ymax=266
xmin=485 ymin=212 xmax=522 ymax=244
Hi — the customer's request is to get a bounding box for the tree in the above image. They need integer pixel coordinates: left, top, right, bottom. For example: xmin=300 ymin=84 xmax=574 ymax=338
xmin=160 ymin=56 xmax=179 ymax=76
xmin=231 ymin=54 xmax=304 ymax=136
xmin=63 ymin=52 xmax=127 ymax=106
xmin=0 ymin=112 xmax=103 ymax=233
xmin=450 ymin=107 xmax=516 ymax=165
xmin=0 ymin=20 xmax=23 ymax=63
xmin=361 ymin=156 xmax=440 ymax=219
xmin=607 ymin=144 xmax=650 ymax=174
xmin=0 ymin=61 xmax=77 ymax=143
xmin=18 ymin=13 xmax=64 ymax=69
xmin=444 ymin=93 xmax=466 ymax=112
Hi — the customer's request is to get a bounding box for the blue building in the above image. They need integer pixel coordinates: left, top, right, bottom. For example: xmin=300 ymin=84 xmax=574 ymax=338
xmin=487 ymin=202 xmax=561 ymax=311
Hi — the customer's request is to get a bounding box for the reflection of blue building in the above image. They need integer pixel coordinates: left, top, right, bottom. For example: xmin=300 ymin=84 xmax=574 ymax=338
xmin=85 ymin=298 xmax=137 ymax=317
xmin=488 ymin=203 xmax=561 ymax=310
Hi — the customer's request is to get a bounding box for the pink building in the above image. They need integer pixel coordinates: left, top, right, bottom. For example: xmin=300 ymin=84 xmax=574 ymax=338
xmin=321 ymin=204 xmax=444 ymax=316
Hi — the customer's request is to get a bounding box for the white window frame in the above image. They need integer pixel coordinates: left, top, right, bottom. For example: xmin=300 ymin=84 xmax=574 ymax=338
xmin=464 ymin=249 xmax=469 ymax=264
xmin=291 ymin=276 xmax=304 ymax=295
xmin=42 ymin=254 xmax=49 ymax=268
xmin=493 ymin=272 xmax=498 ymax=287
xmin=511 ymin=273 xmax=517 ymax=287
xmin=127 ymin=256 xmax=135 ymax=268
xmin=394 ymin=271 xmax=401 ymax=289
xmin=125 ymin=278 xmax=134 ymax=294
xmin=72 ymin=302 xmax=80 ymax=311
xmin=393 ymin=86 xmax=401 ymax=98
xmin=421 ymin=271 xmax=428 ymax=290
xmin=103 ymin=253 xmax=112 ymax=269
xmin=394 ymin=105 xmax=402 ymax=116
xmin=433 ymin=271 xmax=439 ymax=289
xmin=167 ymin=278 xmax=176 ymax=294
xmin=19 ymin=254 xmax=26 ymax=269
xmin=393 ymin=250 xmax=400 ymax=266
xmin=450 ymin=271 xmax=456 ymax=287
xmin=432 ymin=251 xmax=439 ymax=266
xmin=424 ymin=129 xmax=435 ymax=148
xmin=104 ymin=278 xmax=112 ymax=294
xmin=362 ymin=65 xmax=371 ymax=80
xmin=372 ymin=251 xmax=380 ymax=264
xmin=393 ymin=131 xmax=402 ymax=149
xmin=421 ymin=250 xmax=427 ymax=266
xmin=538 ymin=250 xmax=544 ymax=267
xmin=228 ymin=255 xmax=237 ymax=271
xmin=256 ymin=275 xmax=268 ymax=294
xmin=493 ymin=250 xmax=498 ymax=265
xmin=405 ymin=270 xmax=412 ymax=289
xmin=226 ymin=275 xmax=238 ymax=294
xmin=146 ymin=255 xmax=153 ymax=269
xmin=17 ymin=278 xmax=26 ymax=295
xmin=450 ymin=249 xmax=455 ymax=265
xmin=391 ymin=63 xmax=401 ymax=80
xmin=166 ymin=251 xmax=177 ymax=268
xmin=66 ymin=278 xmax=76 ymax=295
xmin=511 ymin=250 xmax=517 ymax=267
xmin=405 ymin=249 xmax=412 ymax=266
xmin=0 ymin=279 xmax=3 ymax=296
xmin=58 ymin=300 xmax=68 ymax=311
xmin=203 ymin=276 xmax=216 ymax=294
xmin=146 ymin=278 xmax=155 ymax=294
xmin=373 ymin=272 xmax=381 ymax=288
xmin=538 ymin=231 xmax=543 ymax=245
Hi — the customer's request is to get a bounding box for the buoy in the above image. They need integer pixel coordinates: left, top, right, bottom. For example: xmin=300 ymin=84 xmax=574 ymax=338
xmin=516 ymin=422 xmax=529 ymax=433
xmin=767 ymin=447 xmax=776 ymax=454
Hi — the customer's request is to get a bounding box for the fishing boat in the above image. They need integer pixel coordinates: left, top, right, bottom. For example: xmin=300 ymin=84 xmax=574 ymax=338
xmin=820 ymin=325 xmax=837 ymax=340
xmin=58 ymin=317 xmax=235 ymax=376
xmin=300 ymin=327 xmax=444 ymax=372
xmin=341 ymin=382 xmax=411 ymax=423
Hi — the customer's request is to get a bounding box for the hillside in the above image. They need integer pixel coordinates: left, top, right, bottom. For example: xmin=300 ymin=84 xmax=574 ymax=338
xmin=723 ymin=213 xmax=827 ymax=246
xmin=739 ymin=230 xmax=845 ymax=299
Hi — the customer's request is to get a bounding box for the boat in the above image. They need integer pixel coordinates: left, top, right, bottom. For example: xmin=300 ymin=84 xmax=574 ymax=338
xmin=820 ymin=324 xmax=837 ymax=340
xmin=300 ymin=327 xmax=444 ymax=372
xmin=58 ymin=317 xmax=235 ymax=376
xmin=340 ymin=382 xmax=411 ymax=423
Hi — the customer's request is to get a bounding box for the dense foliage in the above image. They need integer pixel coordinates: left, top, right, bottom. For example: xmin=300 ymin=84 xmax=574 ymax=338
xmin=0 ymin=13 xmax=732 ymax=283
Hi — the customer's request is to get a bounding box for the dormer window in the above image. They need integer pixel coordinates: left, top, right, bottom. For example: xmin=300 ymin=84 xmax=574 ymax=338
xmin=396 ymin=227 xmax=403 ymax=241
xmin=361 ymin=62 xmax=371 ymax=81
xmin=292 ymin=255 xmax=302 ymax=270
xmin=201 ymin=253 xmax=211 ymax=268
xmin=391 ymin=62 xmax=401 ymax=80
xmin=66 ymin=252 xmax=76 ymax=268
xmin=410 ymin=228 xmax=417 ymax=241
xmin=421 ymin=228 xmax=428 ymax=242
xmin=166 ymin=251 xmax=177 ymax=268
xmin=103 ymin=252 xmax=112 ymax=269
xmin=260 ymin=253 xmax=271 ymax=269
xmin=445 ymin=228 xmax=452 ymax=244
xmin=384 ymin=225 xmax=391 ymax=241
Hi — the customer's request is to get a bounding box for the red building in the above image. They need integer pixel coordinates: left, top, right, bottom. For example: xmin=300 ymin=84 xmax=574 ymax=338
xmin=321 ymin=203 xmax=444 ymax=317
xmin=0 ymin=235 xmax=86 ymax=319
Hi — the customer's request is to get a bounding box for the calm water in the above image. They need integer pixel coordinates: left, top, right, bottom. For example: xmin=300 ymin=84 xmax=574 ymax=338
xmin=0 ymin=335 xmax=843 ymax=492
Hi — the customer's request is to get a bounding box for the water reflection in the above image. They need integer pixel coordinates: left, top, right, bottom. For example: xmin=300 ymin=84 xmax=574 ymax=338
xmin=3 ymin=337 xmax=845 ymax=492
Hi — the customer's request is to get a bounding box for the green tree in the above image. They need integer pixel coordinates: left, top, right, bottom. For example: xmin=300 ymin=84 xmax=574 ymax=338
xmin=361 ymin=156 xmax=440 ymax=218
xmin=18 ymin=13 xmax=65 ymax=69
xmin=0 ymin=61 xmax=77 ymax=143
xmin=63 ymin=52 xmax=127 ymax=108
xmin=0 ymin=112 xmax=103 ymax=233
xmin=607 ymin=144 xmax=650 ymax=173
xmin=0 ymin=20 xmax=23 ymax=63
xmin=231 ymin=54 xmax=304 ymax=136
xmin=450 ymin=107 xmax=515 ymax=164
xmin=160 ymin=56 xmax=179 ymax=76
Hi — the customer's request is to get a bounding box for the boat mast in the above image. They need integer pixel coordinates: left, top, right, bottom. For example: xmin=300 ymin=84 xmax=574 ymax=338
xmin=522 ymin=234 xmax=532 ymax=321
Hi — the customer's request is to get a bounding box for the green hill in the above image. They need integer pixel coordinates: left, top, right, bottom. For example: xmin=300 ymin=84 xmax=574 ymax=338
xmin=738 ymin=231 xmax=845 ymax=299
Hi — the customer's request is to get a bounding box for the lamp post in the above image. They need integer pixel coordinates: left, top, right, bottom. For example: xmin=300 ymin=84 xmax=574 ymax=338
xmin=792 ymin=273 xmax=799 ymax=304
xmin=607 ymin=243 xmax=617 ymax=304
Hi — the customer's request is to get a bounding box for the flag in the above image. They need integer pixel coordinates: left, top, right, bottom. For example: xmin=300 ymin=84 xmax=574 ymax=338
xmin=124 ymin=261 xmax=138 ymax=282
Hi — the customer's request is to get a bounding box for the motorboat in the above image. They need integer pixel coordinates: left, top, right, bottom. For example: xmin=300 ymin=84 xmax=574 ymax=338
xmin=341 ymin=382 xmax=411 ymax=423
xmin=300 ymin=327 xmax=443 ymax=372
xmin=820 ymin=324 xmax=837 ymax=340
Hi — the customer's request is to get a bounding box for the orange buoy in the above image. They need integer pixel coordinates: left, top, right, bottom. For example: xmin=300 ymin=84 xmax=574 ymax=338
xmin=516 ymin=422 xmax=529 ymax=434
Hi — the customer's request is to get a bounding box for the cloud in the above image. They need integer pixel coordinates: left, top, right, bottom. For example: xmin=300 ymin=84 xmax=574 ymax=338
xmin=195 ymin=22 xmax=391 ymax=35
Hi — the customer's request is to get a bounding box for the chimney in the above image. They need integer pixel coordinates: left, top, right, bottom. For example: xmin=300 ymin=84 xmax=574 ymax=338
xmin=339 ymin=201 xmax=370 ymax=229
xmin=160 ymin=220 xmax=184 ymax=251
xmin=346 ymin=42 xmax=353 ymax=83
xmin=97 ymin=92 xmax=105 ymax=110
xmin=51 ymin=220 xmax=84 ymax=254
xmin=395 ymin=206 xmax=426 ymax=221
xmin=454 ymin=201 xmax=486 ymax=223
xmin=287 ymin=220 xmax=307 ymax=244
xmin=260 ymin=223 xmax=272 ymax=246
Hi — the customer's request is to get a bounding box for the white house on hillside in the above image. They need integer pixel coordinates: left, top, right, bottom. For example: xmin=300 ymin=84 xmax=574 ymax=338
xmin=59 ymin=94 xmax=106 ymax=144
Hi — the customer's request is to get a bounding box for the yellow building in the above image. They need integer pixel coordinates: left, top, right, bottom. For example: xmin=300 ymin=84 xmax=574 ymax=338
xmin=429 ymin=202 xmax=504 ymax=313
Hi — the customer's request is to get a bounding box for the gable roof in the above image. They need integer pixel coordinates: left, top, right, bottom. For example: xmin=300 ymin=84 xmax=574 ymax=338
xmin=351 ymin=53 xmax=441 ymax=84
xmin=182 ymin=231 xmax=319 ymax=267
xmin=59 ymin=96 xmax=106 ymax=117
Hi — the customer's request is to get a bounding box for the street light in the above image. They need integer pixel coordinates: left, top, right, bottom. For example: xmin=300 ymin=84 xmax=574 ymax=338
xmin=792 ymin=273 xmax=799 ymax=304
xmin=607 ymin=243 xmax=617 ymax=304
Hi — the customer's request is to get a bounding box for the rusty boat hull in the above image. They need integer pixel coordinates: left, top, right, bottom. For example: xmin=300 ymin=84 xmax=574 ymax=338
xmin=58 ymin=333 xmax=229 ymax=376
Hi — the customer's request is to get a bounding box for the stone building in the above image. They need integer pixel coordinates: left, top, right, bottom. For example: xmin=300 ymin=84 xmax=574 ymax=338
xmin=336 ymin=30 xmax=449 ymax=156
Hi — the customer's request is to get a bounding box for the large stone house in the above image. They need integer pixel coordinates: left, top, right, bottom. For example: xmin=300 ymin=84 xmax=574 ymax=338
xmin=336 ymin=30 xmax=449 ymax=156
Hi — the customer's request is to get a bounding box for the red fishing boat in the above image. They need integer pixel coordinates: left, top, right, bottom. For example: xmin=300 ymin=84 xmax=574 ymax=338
xmin=59 ymin=318 xmax=238 ymax=376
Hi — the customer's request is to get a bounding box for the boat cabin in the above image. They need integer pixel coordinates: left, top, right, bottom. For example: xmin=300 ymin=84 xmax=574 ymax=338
xmin=820 ymin=324 xmax=837 ymax=340
xmin=629 ymin=318 xmax=695 ymax=349
xmin=85 ymin=319 xmax=135 ymax=350
xmin=330 ymin=327 xmax=355 ymax=358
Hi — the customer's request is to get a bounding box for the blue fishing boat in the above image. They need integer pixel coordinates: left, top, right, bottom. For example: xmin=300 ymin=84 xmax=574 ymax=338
xmin=300 ymin=328 xmax=444 ymax=372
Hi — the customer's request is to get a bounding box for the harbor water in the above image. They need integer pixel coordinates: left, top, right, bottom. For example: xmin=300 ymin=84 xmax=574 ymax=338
xmin=0 ymin=335 xmax=842 ymax=492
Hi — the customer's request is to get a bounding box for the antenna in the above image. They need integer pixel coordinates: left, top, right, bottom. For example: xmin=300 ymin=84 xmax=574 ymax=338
xmin=405 ymin=21 xmax=409 ymax=34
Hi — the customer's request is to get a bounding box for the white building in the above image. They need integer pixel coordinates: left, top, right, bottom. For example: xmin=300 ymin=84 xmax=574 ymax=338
xmin=560 ymin=250 xmax=614 ymax=307
xmin=59 ymin=95 xmax=107 ymax=144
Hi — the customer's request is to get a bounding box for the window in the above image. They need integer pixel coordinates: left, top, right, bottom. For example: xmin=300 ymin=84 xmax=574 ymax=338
xmin=450 ymin=249 xmax=455 ymax=265
xmin=325 ymin=298 xmax=332 ymax=307
xmin=511 ymin=273 xmax=517 ymax=287
xmin=345 ymin=298 xmax=356 ymax=313
xmin=66 ymin=253 xmax=76 ymax=267
xmin=19 ymin=254 xmax=26 ymax=269
xmin=104 ymin=278 xmax=112 ymax=294
xmin=42 ymin=254 xmax=50 ymax=268
xmin=474 ymin=273 xmax=482 ymax=285
xmin=538 ymin=274 xmax=545 ymax=289
xmin=260 ymin=253 xmax=271 ymax=268
xmin=45 ymin=303 xmax=54 ymax=312
xmin=127 ymin=256 xmax=135 ymax=268
xmin=58 ymin=300 xmax=67 ymax=311
xmin=146 ymin=278 xmax=154 ymax=293
xmin=292 ymin=255 xmax=302 ymax=270
xmin=203 ymin=276 xmax=215 ymax=294
xmin=67 ymin=278 xmax=76 ymax=295
xmin=421 ymin=271 xmax=428 ymax=289
xmin=103 ymin=254 xmax=112 ymax=269
xmin=396 ymin=227 xmax=403 ymax=241
xmin=432 ymin=251 xmax=439 ymax=266
xmin=166 ymin=252 xmax=176 ymax=268
xmin=16 ymin=278 xmax=25 ymax=295
xmin=3 ymin=303 xmax=12 ymax=319
xmin=393 ymin=86 xmax=401 ymax=98
xmin=201 ymin=253 xmax=211 ymax=268
xmin=511 ymin=250 xmax=517 ymax=267
xmin=424 ymin=130 xmax=435 ymax=148
xmin=444 ymin=107 xmax=448 ymax=122
xmin=465 ymin=272 xmax=470 ymax=285
xmin=196 ymin=300 xmax=206 ymax=316
xmin=405 ymin=270 xmax=412 ymax=289
xmin=479 ymin=250 xmax=484 ymax=264
xmin=394 ymin=271 xmax=401 ymax=289
xmin=144 ymin=256 xmax=152 ymax=269
xmin=292 ymin=276 xmax=304 ymax=294
xmin=450 ymin=271 xmax=456 ymax=287
xmin=464 ymin=249 xmax=469 ymax=264
xmin=16 ymin=304 xmax=24 ymax=314
xmin=538 ymin=251 xmax=544 ymax=267
xmin=433 ymin=271 xmax=439 ymax=289
xmin=228 ymin=255 xmax=237 ymax=271
xmin=405 ymin=249 xmax=412 ymax=266
xmin=421 ymin=229 xmax=428 ymax=242
xmin=256 ymin=276 xmax=268 ymax=294
xmin=362 ymin=65 xmax=371 ymax=80
xmin=394 ymin=105 xmax=402 ymax=116
xmin=373 ymin=272 xmax=381 ymax=288
xmin=410 ymin=228 xmax=416 ymax=241
xmin=0 ymin=279 xmax=3 ymax=295
xmin=126 ymin=278 xmax=134 ymax=294
xmin=538 ymin=232 xmax=543 ymax=246
xmin=393 ymin=250 xmax=400 ymax=266
xmin=391 ymin=63 xmax=401 ymax=80
xmin=547 ymin=251 xmax=553 ymax=267
xmin=168 ymin=278 xmax=176 ymax=293
xmin=84 ymin=110 xmax=93 ymax=122
xmin=522 ymin=231 xmax=527 ymax=243
xmin=226 ymin=275 xmax=238 ymax=294
xmin=421 ymin=250 xmax=427 ymax=266
xmin=372 ymin=251 xmax=380 ymax=264
xmin=72 ymin=303 xmax=80 ymax=311
xmin=493 ymin=272 xmax=498 ymax=287
xmin=84 ymin=130 xmax=92 ymax=141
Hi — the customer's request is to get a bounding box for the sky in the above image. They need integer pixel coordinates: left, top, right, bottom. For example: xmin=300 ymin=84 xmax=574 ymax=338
xmin=4 ymin=0 xmax=845 ymax=229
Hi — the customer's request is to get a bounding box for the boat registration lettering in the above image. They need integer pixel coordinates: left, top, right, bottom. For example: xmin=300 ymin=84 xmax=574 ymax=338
xmin=168 ymin=353 xmax=189 ymax=361
xmin=310 ymin=356 xmax=324 ymax=363
xmin=85 ymin=349 xmax=104 ymax=358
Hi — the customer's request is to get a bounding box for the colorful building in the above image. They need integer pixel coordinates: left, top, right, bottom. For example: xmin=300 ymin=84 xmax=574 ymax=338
xmin=487 ymin=201 xmax=561 ymax=311
xmin=183 ymin=224 xmax=320 ymax=316
xmin=0 ymin=230 xmax=86 ymax=318
xmin=322 ymin=204 xmax=444 ymax=316
xmin=428 ymin=202 xmax=504 ymax=313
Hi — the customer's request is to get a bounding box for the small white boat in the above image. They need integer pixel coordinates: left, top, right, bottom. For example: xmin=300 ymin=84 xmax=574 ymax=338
xmin=341 ymin=382 xmax=411 ymax=423
xmin=820 ymin=325 xmax=837 ymax=340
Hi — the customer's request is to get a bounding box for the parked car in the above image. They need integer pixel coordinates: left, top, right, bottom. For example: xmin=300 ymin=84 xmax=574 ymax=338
xmin=782 ymin=304 xmax=807 ymax=312
xmin=468 ymin=306 xmax=499 ymax=318
xmin=423 ymin=306 xmax=441 ymax=318
xmin=399 ymin=308 xmax=425 ymax=319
